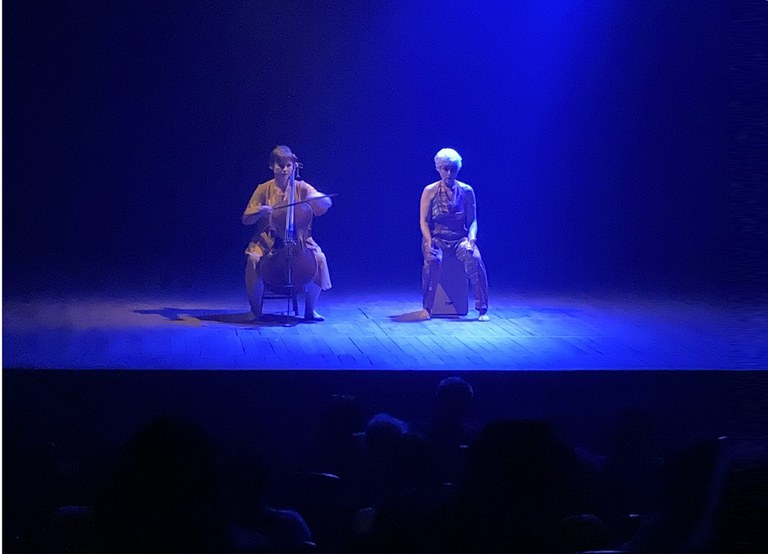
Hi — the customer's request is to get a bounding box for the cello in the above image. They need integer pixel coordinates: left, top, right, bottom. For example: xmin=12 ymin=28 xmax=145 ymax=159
xmin=259 ymin=161 xmax=318 ymax=298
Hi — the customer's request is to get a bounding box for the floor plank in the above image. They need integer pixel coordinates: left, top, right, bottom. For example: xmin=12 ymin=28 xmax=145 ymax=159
xmin=2 ymin=288 xmax=747 ymax=370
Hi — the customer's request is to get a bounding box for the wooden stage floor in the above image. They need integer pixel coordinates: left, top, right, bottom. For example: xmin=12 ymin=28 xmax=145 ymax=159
xmin=3 ymin=288 xmax=739 ymax=371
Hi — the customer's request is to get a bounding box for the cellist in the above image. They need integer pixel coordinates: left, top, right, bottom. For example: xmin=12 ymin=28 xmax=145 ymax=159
xmin=242 ymin=145 xmax=333 ymax=321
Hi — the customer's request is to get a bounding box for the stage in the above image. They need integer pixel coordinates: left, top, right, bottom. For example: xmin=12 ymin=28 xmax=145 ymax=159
xmin=4 ymin=287 xmax=733 ymax=371
xmin=4 ymin=286 xmax=764 ymax=553
xmin=4 ymin=4 xmax=765 ymax=551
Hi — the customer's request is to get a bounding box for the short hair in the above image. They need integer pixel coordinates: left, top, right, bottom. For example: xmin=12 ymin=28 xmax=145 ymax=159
xmin=434 ymin=148 xmax=463 ymax=170
xmin=269 ymin=145 xmax=297 ymax=166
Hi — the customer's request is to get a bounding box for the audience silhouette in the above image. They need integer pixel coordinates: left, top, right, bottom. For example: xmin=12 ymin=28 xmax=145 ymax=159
xmin=5 ymin=378 xmax=759 ymax=553
xmin=423 ymin=376 xmax=479 ymax=485
xmin=93 ymin=415 xmax=229 ymax=553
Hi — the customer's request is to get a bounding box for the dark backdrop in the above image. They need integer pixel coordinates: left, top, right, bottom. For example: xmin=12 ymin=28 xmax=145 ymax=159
xmin=4 ymin=1 xmax=729 ymax=297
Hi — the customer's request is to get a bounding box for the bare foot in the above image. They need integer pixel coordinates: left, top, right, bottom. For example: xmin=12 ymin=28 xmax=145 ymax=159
xmin=416 ymin=309 xmax=431 ymax=320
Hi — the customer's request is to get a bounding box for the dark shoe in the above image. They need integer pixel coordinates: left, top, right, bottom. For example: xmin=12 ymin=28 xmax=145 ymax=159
xmin=305 ymin=311 xmax=326 ymax=322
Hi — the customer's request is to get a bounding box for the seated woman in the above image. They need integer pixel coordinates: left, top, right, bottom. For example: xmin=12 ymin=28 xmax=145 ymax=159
xmin=419 ymin=148 xmax=489 ymax=321
xmin=242 ymin=145 xmax=332 ymax=321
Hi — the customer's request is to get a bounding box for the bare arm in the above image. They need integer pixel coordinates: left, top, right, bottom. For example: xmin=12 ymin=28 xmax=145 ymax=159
xmin=419 ymin=184 xmax=436 ymax=244
xmin=464 ymin=185 xmax=478 ymax=246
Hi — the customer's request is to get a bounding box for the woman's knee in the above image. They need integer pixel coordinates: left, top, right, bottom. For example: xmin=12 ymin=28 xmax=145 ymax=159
xmin=460 ymin=251 xmax=482 ymax=272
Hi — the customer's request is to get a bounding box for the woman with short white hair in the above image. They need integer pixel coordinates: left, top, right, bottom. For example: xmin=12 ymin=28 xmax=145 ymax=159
xmin=419 ymin=148 xmax=489 ymax=321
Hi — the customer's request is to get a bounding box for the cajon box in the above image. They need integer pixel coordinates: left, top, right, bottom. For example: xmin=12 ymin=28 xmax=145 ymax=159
xmin=431 ymin=253 xmax=469 ymax=316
